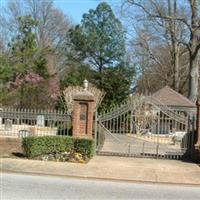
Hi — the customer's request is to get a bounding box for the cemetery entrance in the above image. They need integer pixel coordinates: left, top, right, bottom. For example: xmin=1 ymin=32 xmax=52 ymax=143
xmin=95 ymin=95 xmax=196 ymax=160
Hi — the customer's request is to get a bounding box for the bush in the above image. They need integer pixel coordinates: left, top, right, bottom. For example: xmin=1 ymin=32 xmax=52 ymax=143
xmin=22 ymin=136 xmax=73 ymax=158
xmin=22 ymin=136 xmax=95 ymax=159
xmin=74 ymin=138 xmax=95 ymax=158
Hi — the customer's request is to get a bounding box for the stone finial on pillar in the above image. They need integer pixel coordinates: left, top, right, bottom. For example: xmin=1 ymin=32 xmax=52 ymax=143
xmin=72 ymin=80 xmax=95 ymax=139
xmin=83 ymin=79 xmax=88 ymax=91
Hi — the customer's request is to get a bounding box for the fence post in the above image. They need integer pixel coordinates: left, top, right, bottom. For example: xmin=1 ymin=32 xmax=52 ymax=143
xmin=190 ymin=115 xmax=195 ymax=160
xmin=72 ymin=80 xmax=96 ymax=139
xmin=194 ymin=100 xmax=200 ymax=162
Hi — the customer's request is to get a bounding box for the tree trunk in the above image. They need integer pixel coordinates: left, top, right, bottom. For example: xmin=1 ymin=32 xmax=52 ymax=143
xmin=173 ymin=43 xmax=180 ymax=91
xmin=188 ymin=0 xmax=200 ymax=102
xmin=168 ymin=0 xmax=180 ymax=91
xmin=188 ymin=51 xmax=199 ymax=102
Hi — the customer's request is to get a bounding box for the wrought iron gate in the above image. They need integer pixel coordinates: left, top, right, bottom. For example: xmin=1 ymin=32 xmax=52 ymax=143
xmin=95 ymin=95 xmax=196 ymax=160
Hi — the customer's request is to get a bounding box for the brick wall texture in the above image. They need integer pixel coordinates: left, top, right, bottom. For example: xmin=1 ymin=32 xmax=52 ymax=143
xmin=72 ymin=92 xmax=95 ymax=139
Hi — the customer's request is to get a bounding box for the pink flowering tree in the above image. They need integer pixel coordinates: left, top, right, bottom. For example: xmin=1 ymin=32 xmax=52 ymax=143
xmin=12 ymin=72 xmax=60 ymax=108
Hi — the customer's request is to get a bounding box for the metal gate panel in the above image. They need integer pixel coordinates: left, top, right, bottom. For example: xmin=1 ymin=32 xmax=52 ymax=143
xmin=95 ymin=95 xmax=196 ymax=160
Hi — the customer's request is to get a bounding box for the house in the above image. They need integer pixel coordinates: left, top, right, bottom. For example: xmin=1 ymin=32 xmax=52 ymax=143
xmin=148 ymin=86 xmax=196 ymax=135
xmin=151 ymin=85 xmax=196 ymax=113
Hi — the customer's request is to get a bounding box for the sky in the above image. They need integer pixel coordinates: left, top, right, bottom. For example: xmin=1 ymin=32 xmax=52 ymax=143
xmin=53 ymin=0 xmax=121 ymax=24
xmin=54 ymin=0 xmax=101 ymax=23
xmin=0 ymin=0 xmax=121 ymax=24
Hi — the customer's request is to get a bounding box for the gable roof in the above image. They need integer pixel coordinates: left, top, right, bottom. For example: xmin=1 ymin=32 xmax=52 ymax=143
xmin=152 ymin=86 xmax=196 ymax=107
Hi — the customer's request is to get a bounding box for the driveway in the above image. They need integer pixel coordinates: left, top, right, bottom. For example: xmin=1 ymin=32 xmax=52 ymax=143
xmin=100 ymin=133 xmax=187 ymax=157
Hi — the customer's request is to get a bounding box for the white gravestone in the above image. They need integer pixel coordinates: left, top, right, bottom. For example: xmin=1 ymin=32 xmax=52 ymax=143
xmin=5 ymin=119 xmax=12 ymax=130
xmin=37 ymin=115 xmax=45 ymax=126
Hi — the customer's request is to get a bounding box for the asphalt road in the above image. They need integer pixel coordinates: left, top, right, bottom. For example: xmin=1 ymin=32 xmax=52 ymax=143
xmin=1 ymin=172 xmax=200 ymax=200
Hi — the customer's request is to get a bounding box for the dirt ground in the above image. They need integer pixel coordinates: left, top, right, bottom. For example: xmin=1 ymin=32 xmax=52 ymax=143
xmin=0 ymin=137 xmax=23 ymax=158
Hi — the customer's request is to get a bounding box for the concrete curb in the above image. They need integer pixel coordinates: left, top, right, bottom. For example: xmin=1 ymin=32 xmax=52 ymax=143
xmin=1 ymin=157 xmax=200 ymax=186
xmin=1 ymin=168 xmax=200 ymax=187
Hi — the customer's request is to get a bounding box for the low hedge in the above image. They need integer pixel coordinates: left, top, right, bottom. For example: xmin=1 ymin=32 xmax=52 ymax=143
xmin=74 ymin=138 xmax=95 ymax=159
xmin=22 ymin=136 xmax=95 ymax=159
xmin=22 ymin=136 xmax=73 ymax=158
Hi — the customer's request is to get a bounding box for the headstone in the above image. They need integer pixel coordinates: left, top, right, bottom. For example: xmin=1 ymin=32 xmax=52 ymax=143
xmin=5 ymin=119 xmax=12 ymax=130
xmin=37 ymin=115 xmax=45 ymax=126
xmin=18 ymin=130 xmax=30 ymax=138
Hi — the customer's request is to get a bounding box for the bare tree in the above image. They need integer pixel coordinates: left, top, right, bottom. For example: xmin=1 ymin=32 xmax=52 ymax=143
xmin=128 ymin=94 xmax=157 ymax=134
xmin=123 ymin=0 xmax=200 ymax=102
xmin=187 ymin=0 xmax=200 ymax=102
xmin=127 ymin=22 xmax=189 ymax=94
xmin=1 ymin=0 xmax=72 ymax=75
xmin=63 ymin=85 xmax=105 ymax=113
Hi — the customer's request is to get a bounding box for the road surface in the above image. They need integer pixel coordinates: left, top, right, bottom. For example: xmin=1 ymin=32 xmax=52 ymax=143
xmin=1 ymin=172 xmax=200 ymax=200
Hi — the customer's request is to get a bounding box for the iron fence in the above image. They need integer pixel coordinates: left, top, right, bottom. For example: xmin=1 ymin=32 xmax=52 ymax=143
xmin=0 ymin=107 xmax=72 ymax=138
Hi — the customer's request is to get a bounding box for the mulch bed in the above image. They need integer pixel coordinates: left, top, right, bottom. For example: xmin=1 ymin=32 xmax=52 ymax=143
xmin=0 ymin=137 xmax=24 ymax=158
xmin=34 ymin=151 xmax=89 ymax=163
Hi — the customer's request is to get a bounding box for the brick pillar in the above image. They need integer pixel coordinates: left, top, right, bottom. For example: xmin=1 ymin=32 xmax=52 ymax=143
xmin=72 ymin=82 xmax=95 ymax=139
xmin=196 ymin=100 xmax=200 ymax=146
xmin=194 ymin=100 xmax=200 ymax=162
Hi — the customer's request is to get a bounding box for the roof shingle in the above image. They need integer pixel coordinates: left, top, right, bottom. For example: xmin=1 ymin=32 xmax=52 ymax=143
xmin=152 ymin=86 xmax=196 ymax=107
